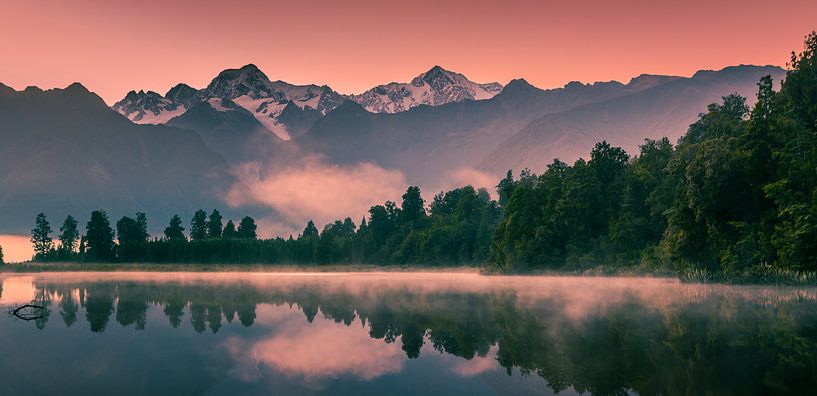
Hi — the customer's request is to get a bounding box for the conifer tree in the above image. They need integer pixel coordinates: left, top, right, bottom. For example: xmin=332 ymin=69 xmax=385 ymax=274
xmin=31 ymin=213 xmax=53 ymax=258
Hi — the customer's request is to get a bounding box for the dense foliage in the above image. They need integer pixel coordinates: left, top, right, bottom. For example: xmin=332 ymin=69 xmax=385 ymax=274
xmin=30 ymin=183 xmax=499 ymax=265
xmin=26 ymin=33 xmax=817 ymax=277
xmin=491 ymin=32 xmax=817 ymax=276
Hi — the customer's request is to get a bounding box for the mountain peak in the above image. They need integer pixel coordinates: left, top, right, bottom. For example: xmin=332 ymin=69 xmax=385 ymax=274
xmin=215 ymin=64 xmax=269 ymax=82
xmin=692 ymin=64 xmax=785 ymax=80
xmin=415 ymin=65 xmax=456 ymax=87
xmin=204 ymin=64 xmax=273 ymax=100
xmin=239 ymin=63 xmax=261 ymax=72
xmin=626 ymin=74 xmax=680 ymax=90
xmin=502 ymin=78 xmax=536 ymax=92
xmin=65 ymin=82 xmax=90 ymax=93
xmin=352 ymin=66 xmax=504 ymax=113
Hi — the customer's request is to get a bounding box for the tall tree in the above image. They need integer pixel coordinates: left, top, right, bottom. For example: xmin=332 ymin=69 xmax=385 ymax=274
xmin=400 ymin=186 xmax=426 ymax=225
xmin=85 ymin=210 xmax=115 ymax=262
xmin=31 ymin=213 xmax=53 ymax=258
xmin=237 ymin=216 xmax=257 ymax=239
xmin=190 ymin=210 xmax=208 ymax=241
xmin=117 ymin=215 xmax=148 ymax=245
xmin=207 ymin=209 xmax=223 ymax=239
xmin=164 ymin=215 xmax=186 ymax=241
xmin=496 ymin=170 xmax=515 ymax=208
xmin=59 ymin=215 xmax=79 ymax=254
xmin=222 ymin=220 xmax=237 ymax=239
xmin=302 ymin=220 xmax=319 ymax=238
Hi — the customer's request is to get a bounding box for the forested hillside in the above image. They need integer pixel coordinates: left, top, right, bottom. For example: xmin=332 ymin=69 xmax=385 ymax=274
xmin=15 ymin=33 xmax=817 ymax=281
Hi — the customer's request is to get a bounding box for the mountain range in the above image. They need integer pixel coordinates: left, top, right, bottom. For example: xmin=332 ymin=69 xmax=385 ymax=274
xmin=0 ymin=82 xmax=231 ymax=234
xmin=0 ymin=64 xmax=787 ymax=234
xmin=112 ymin=64 xmax=502 ymax=141
xmin=297 ymin=65 xmax=784 ymax=184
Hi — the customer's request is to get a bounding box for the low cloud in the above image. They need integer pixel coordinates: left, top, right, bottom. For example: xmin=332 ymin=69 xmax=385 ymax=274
xmin=225 ymin=156 xmax=408 ymax=237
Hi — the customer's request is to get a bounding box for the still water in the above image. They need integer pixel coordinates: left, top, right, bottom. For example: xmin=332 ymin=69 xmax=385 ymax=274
xmin=0 ymin=272 xmax=815 ymax=395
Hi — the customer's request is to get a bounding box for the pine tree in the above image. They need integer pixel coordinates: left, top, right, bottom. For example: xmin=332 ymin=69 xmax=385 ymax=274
xmin=207 ymin=209 xmax=223 ymax=239
xmin=164 ymin=215 xmax=186 ymax=241
xmin=59 ymin=215 xmax=79 ymax=254
xmin=400 ymin=186 xmax=426 ymax=225
xmin=223 ymin=220 xmax=237 ymax=239
xmin=31 ymin=213 xmax=54 ymax=258
xmin=238 ymin=216 xmax=257 ymax=239
xmin=190 ymin=210 xmax=208 ymax=241
xmin=302 ymin=220 xmax=319 ymax=238
xmin=85 ymin=210 xmax=115 ymax=262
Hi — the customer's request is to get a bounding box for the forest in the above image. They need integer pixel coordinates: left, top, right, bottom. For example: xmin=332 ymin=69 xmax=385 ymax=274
xmin=8 ymin=33 xmax=817 ymax=280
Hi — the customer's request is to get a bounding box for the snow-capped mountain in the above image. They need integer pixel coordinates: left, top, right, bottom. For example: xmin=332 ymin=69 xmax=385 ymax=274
xmin=202 ymin=64 xmax=345 ymax=139
xmin=112 ymin=64 xmax=346 ymax=140
xmin=112 ymin=64 xmax=505 ymax=138
xmin=348 ymin=66 xmax=504 ymax=113
xmin=112 ymin=90 xmax=188 ymax=124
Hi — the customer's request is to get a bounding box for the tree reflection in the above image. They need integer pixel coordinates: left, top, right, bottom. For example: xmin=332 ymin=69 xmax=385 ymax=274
xmin=18 ymin=278 xmax=817 ymax=394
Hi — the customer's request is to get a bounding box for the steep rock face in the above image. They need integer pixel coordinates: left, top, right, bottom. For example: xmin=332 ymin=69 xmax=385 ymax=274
xmin=0 ymin=83 xmax=232 ymax=233
xmin=165 ymin=83 xmax=201 ymax=109
xmin=348 ymin=66 xmax=504 ymax=113
xmin=166 ymin=97 xmax=285 ymax=164
xmin=111 ymin=90 xmax=187 ymax=124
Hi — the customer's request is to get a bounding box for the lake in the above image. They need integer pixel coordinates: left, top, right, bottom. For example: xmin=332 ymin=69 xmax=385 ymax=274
xmin=0 ymin=272 xmax=815 ymax=395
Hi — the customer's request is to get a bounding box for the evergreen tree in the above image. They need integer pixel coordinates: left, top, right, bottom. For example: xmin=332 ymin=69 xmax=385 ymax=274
xmin=135 ymin=213 xmax=148 ymax=240
xmin=0 ymin=244 xmax=4 ymax=264
xmin=117 ymin=213 xmax=149 ymax=262
xmin=117 ymin=215 xmax=149 ymax=245
xmin=190 ymin=210 xmax=208 ymax=241
xmin=400 ymin=186 xmax=426 ymax=225
xmin=78 ymin=235 xmax=86 ymax=260
xmin=237 ymin=216 xmax=257 ymax=239
xmin=223 ymin=220 xmax=237 ymax=239
xmin=31 ymin=213 xmax=53 ymax=258
xmin=302 ymin=220 xmax=319 ymax=238
xmin=85 ymin=210 xmax=115 ymax=262
xmin=59 ymin=215 xmax=79 ymax=254
xmin=164 ymin=215 xmax=186 ymax=241
xmin=207 ymin=209 xmax=223 ymax=239
xmin=496 ymin=170 xmax=515 ymax=207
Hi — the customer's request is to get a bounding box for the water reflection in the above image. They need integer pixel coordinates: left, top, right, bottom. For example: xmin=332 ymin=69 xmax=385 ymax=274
xmin=1 ymin=272 xmax=816 ymax=395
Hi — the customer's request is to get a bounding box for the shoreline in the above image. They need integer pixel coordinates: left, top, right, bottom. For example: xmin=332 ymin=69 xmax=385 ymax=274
xmin=0 ymin=262 xmax=485 ymax=274
xmin=3 ymin=262 xmax=816 ymax=286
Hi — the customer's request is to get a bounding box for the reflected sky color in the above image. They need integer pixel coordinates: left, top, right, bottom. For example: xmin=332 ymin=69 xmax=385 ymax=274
xmin=1 ymin=272 xmax=816 ymax=395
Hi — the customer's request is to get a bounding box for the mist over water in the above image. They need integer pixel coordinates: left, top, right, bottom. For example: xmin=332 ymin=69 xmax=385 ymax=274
xmin=1 ymin=272 xmax=816 ymax=395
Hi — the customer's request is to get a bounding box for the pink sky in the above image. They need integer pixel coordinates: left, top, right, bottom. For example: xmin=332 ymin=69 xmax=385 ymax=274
xmin=1 ymin=0 xmax=816 ymax=104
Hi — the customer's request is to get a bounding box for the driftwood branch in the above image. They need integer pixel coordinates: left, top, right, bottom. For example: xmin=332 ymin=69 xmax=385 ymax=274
xmin=8 ymin=304 xmax=45 ymax=321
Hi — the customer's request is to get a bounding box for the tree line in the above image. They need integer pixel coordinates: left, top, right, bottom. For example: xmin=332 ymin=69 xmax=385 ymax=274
xmin=26 ymin=182 xmax=498 ymax=265
xmin=16 ymin=33 xmax=817 ymax=277
xmin=491 ymin=33 xmax=817 ymax=276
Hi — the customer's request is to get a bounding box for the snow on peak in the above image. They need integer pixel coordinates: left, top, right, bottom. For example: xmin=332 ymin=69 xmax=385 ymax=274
xmin=111 ymin=65 xmax=347 ymax=140
xmin=197 ymin=65 xmax=346 ymax=139
xmin=112 ymin=89 xmax=186 ymax=124
xmin=350 ymin=66 xmax=504 ymax=113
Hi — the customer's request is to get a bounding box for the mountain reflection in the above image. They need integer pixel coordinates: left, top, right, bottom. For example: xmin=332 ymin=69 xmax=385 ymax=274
xmin=2 ymin=273 xmax=817 ymax=395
